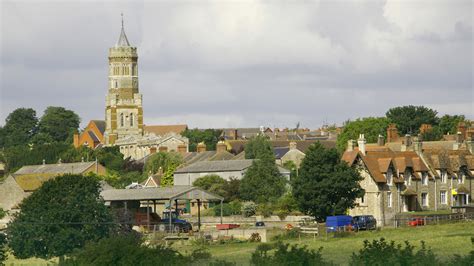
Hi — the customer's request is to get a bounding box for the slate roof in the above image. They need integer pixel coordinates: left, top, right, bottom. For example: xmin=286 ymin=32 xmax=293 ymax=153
xmin=88 ymin=131 xmax=100 ymax=142
xmin=226 ymin=140 xmax=336 ymax=155
xmin=101 ymin=186 xmax=223 ymax=201
xmin=92 ymin=120 xmax=106 ymax=134
xmin=175 ymin=160 xmax=254 ymax=173
xmin=274 ymin=147 xmax=290 ymax=159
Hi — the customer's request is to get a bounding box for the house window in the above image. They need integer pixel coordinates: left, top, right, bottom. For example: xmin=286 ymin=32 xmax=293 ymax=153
xmin=440 ymin=191 xmax=447 ymax=205
xmin=405 ymin=173 xmax=412 ymax=186
xmin=361 ymin=195 xmax=365 ymax=204
xmin=441 ymin=170 xmax=447 ymax=183
xmin=120 ymin=113 xmax=124 ymax=127
xmin=457 ymin=173 xmax=464 ymax=184
xmin=422 ymin=173 xmax=428 ymax=186
xmin=421 ymin=193 xmax=428 ymax=207
xmin=387 ymin=192 xmax=392 ymax=208
xmin=387 ymin=169 xmax=393 ymax=186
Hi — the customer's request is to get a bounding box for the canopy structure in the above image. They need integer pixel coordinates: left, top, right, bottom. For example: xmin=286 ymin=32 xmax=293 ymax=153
xmin=101 ymin=186 xmax=224 ymax=232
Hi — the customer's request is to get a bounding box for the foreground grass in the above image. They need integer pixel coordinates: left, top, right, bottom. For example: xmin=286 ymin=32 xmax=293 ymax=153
xmin=5 ymin=222 xmax=473 ymax=265
xmin=203 ymin=222 xmax=474 ymax=265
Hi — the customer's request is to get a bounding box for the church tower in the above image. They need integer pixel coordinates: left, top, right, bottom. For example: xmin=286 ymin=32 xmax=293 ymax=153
xmin=104 ymin=15 xmax=144 ymax=145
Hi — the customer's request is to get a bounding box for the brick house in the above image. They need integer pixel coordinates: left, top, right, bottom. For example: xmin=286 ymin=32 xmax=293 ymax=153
xmin=73 ymin=120 xmax=106 ymax=149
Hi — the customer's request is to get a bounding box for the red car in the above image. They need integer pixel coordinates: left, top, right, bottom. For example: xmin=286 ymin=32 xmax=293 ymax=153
xmin=408 ymin=217 xmax=425 ymax=227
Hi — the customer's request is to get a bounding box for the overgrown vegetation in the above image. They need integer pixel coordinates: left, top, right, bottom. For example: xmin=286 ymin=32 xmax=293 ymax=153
xmin=7 ymin=174 xmax=114 ymax=259
xmin=250 ymin=242 xmax=330 ymax=266
xmin=181 ymin=128 xmax=222 ymax=152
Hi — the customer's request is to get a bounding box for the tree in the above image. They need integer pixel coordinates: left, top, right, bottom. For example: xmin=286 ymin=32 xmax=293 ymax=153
xmin=292 ymin=142 xmax=364 ymax=222
xmin=144 ymin=152 xmax=182 ymax=176
xmin=336 ymin=117 xmax=390 ymax=152
xmin=38 ymin=106 xmax=80 ymax=143
xmin=222 ymin=177 xmax=241 ymax=202
xmin=0 ymin=232 xmax=6 ymax=266
xmin=386 ymin=105 xmax=438 ymax=135
xmin=7 ymin=174 xmax=114 ymax=259
xmin=437 ymin=115 xmax=467 ymax=135
xmin=2 ymin=108 xmax=38 ymax=147
xmin=193 ymin=174 xmax=227 ymax=197
xmin=244 ymin=135 xmax=274 ymax=160
xmin=240 ymin=159 xmax=286 ymax=204
xmin=181 ymin=128 xmax=222 ymax=152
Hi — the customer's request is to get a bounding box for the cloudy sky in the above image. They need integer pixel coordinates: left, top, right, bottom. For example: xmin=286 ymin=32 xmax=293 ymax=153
xmin=1 ymin=0 xmax=472 ymax=129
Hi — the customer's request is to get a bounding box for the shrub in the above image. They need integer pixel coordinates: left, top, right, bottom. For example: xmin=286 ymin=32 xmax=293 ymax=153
xmin=350 ymin=238 xmax=438 ymax=266
xmin=0 ymin=233 xmax=7 ymax=266
xmin=213 ymin=201 xmax=242 ymax=216
xmin=257 ymin=203 xmax=274 ymax=217
xmin=271 ymin=227 xmax=301 ymax=241
xmin=249 ymin=233 xmax=261 ymax=242
xmin=250 ymin=242 xmax=330 ymax=266
xmin=242 ymin=202 xmax=257 ymax=217
xmin=64 ymin=234 xmax=187 ymax=265
xmin=0 ymin=208 xmax=6 ymax=220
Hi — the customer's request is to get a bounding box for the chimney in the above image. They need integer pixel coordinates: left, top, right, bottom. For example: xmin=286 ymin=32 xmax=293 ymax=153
xmin=216 ymin=141 xmax=227 ymax=153
xmin=150 ymin=147 xmax=157 ymax=154
xmin=413 ymin=135 xmax=423 ymax=154
xmin=177 ymin=144 xmax=187 ymax=155
xmin=234 ymin=129 xmax=238 ymax=140
xmin=347 ymin=140 xmax=355 ymax=151
xmin=197 ymin=142 xmax=206 ymax=153
xmin=158 ymin=146 xmax=168 ymax=152
xmin=457 ymin=122 xmax=467 ymax=139
xmin=386 ymin=124 xmax=399 ymax=143
xmin=289 ymin=142 xmax=297 ymax=150
xmin=401 ymin=134 xmax=412 ymax=151
xmin=453 ymin=132 xmax=463 ymax=150
xmin=357 ymin=134 xmax=366 ymax=155
xmin=377 ymin=134 xmax=385 ymax=146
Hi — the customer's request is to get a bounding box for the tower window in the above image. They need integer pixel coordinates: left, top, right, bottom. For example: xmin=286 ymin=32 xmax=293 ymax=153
xmin=130 ymin=113 xmax=134 ymax=127
xmin=120 ymin=113 xmax=124 ymax=127
xmin=115 ymin=80 xmax=118 ymax=88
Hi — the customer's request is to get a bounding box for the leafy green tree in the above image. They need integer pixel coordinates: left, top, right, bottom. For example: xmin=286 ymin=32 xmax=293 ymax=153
xmin=161 ymin=163 xmax=178 ymax=187
xmin=240 ymin=159 xmax=286 ymax=203
xmin=2 ymin=108 xmax=38 ymax=147
xmin=386 ymin=105 xmax=439 ymax=135
xmin=144 ymin=152 xmax=182 ymax=176
xmin=3 ymin=143 xmax=72 ymax=173
xmin=93 ymin=146 xmax=124 ymax=172
xmin=437 ymin=115 xmax=467 ymax=135
xmin=7 ymin=174 xmax=114 ymax=259
xmin=193 ymin=174 xmax=227 ymax=197
xmin=420 ymin=127 xmax=443 ymax=141
xmin=292 ymin=142 xmax=364 ymax=222
xmin=222 ymin=178 xmax=241 ymax=202
xmin=30 ymin=132 xmax=54 ymax=146
xmin=283 ymin=160 xmax=298 ymax=179
xmin=336 ymin=117 xmax=390 ymax=152
xmin=244 ymin=135 xmax=274 ymax=159
xmin=182 ymin=128 xmax=222 ymax=152
xmin=38 ymin=106 xmax=80 ymax=143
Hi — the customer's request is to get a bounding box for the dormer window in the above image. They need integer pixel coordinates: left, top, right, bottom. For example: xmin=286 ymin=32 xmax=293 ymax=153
xmin=405 ymin=172 xmax=412 ymax=186
xmin=422 ymin=172 xmax=428 ymax=186
xmin=458 ymin=172 xmax=464 ymax=184
xmin=386 ymin=169 xmax=393 ymax=186
xmin=440 ymin=170 xmax=447 ymax=183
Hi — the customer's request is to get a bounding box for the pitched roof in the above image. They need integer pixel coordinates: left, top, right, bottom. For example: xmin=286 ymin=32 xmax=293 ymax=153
xmin=91 ymin=120 xmax=106 ymax=134
xmin=274 ymin=147 xmax=290 ymax=159
xmin=12 ymin=161 xmax=101 ymax=191
xmin=101 ymin=186 xmax=223 ymax=202
xmin=144 ymin=125 xmax=188 ymax=136
xmin=226 ymin=140 xmax=336 ymax=155
xmin=116 ymin=22 xmax=131 ymax=47
xmin=175 ymin=160 xmax=254 ymax=173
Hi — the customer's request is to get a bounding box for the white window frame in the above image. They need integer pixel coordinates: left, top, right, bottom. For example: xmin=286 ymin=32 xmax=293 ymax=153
xmin=386 ymin=169 xmax=393 ymax=186
xmin=440 ymin=191 xmax=447 ymax=205
xmin=421 ymin=192 xmax=429 ymax=207
xmin=457 ymin=172 xmax=464 ymax=184
xmin=440 ymin=170 xmax=447 ymax=183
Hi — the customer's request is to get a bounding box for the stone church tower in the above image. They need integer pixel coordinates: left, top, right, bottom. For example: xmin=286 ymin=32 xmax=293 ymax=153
xmin=104 ymin=17 xmax=144 ymax=145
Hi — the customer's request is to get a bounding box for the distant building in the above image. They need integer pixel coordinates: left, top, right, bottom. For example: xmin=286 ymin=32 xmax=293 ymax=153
xmin=73 ymin=120 xmax=106 ymax=149
xmin=174 ymin=159 xmax=291 ymax=186
xmin=0 ymin=161 xmax=107 ymax=226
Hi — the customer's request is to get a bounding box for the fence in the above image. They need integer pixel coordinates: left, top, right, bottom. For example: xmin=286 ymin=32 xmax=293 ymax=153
xmin=392 ymin=212 xmax=474 ymax=228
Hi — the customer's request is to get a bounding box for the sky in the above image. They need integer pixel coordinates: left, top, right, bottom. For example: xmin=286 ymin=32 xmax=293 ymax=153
xmin=0 ymin=0 xmax=472 ymax=129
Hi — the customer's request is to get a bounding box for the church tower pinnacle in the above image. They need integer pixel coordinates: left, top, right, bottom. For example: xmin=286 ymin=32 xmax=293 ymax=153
xmin=104 ymin=14 xmax=144 ymax=145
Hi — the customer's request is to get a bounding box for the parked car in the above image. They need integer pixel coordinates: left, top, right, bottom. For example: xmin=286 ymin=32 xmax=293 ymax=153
xmin=255 ymin=221 xmax=265 ymax=227
xmin=351 ymin=215 xmax=377 ymax=231
xmin=408 ymin=217 xmax=425 ymax=227
xmin=326 ymin=215 xmax=353 ymax=232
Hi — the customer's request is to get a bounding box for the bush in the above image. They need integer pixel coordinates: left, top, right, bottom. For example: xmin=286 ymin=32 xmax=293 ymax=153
xmin=213 ymin=201 xmax=242 ymax=217
xmin=242 ymin=202 xmax=257 ymax=217
xmin=0 ymin=208 xmax=6 ymax=220
xmin=257 ymin=203 xmax=274 ymax=217
xmin=350 ymin=238 xmax=438 ymax=266
xmin=250 ymin=242 xmax=330 ymax=266
xmin=271 ymin=228 xmax=301 ymax=241
xmin=0 ymin=233 xmax=7 ymax=266
xmin=64 ymin=234 xmax=188 ymax=266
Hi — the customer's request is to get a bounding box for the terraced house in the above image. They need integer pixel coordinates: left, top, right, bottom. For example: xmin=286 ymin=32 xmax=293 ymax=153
xmin=342 ymin=133 xmax=474 ymax=227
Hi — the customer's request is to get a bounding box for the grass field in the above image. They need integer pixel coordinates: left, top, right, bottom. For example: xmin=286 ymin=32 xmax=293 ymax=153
xmin=4 ymin=222 xmax=473 ymax=265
